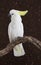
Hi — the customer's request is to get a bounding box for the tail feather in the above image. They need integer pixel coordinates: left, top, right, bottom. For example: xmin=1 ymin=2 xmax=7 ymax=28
xmin=13 ymin=43 xmax=25 ymax=57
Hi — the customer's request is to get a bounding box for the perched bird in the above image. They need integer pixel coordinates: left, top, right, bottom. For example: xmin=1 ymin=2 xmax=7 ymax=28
xmin=8 ymin=9 xmax=28 ymax=57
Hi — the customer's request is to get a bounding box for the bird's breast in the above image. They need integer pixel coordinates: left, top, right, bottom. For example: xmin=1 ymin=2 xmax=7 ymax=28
xmin=11 ymin=22 xmax=24 ymax=37
xmin=8 ymin=22 xmax=24 ymax=42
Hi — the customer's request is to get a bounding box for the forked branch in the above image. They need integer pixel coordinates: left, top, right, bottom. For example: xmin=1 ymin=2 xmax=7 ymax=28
xmin=0 ymin=36 xmax=41 ymax=57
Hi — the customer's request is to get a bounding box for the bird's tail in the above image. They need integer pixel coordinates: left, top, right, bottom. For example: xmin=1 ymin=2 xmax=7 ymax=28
xmin=13 ymin=43 xmax=25 ymax=57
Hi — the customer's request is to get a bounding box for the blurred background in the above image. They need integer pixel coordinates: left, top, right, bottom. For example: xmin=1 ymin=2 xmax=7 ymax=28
xmin=0 ymin=0 xmax=41 ymax=65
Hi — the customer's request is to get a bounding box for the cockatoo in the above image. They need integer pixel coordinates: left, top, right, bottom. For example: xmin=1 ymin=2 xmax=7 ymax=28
xmin=8 ymin=9 xmax=28 ymax=57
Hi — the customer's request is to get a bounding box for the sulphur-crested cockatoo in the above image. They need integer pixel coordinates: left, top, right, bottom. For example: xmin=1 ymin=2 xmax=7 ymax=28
xmin=8 ymin=9 xmax=28 ymax=57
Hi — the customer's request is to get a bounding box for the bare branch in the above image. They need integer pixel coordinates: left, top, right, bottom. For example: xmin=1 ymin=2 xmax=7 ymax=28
xmin=0 ymin=36 xmax=41 ymax=57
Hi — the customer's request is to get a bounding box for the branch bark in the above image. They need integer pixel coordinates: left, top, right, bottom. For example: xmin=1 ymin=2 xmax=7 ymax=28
xmin=0 ymin=36 xmax=41 ymax=57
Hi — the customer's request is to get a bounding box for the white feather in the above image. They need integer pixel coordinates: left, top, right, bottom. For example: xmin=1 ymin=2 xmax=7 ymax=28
xmin=8 ymin=9 xmax=25 ymax=57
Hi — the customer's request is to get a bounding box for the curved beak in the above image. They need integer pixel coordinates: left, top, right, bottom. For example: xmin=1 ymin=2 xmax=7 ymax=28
xmin=17 ymin=10 xmax=28 ymax=16
xmin=8 ymin=13 xmax=11 ymax=19
xmin=8 ymin=13 xmax=11 ymax=22
xmin=8 ymin=13 xmax=11 ymax=16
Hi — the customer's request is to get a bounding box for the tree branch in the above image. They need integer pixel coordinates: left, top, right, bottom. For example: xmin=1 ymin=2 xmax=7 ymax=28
xmin=0 ymin=36 xmax=41 ymax=57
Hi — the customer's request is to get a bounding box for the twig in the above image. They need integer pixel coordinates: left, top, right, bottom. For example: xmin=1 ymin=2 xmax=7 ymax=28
xmin=0 ymin=36 xmax=41 ymax=57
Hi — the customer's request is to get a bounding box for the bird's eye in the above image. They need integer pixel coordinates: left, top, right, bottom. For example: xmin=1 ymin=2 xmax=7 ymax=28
xmin=12 ymin=13 xmax=14 ymax=15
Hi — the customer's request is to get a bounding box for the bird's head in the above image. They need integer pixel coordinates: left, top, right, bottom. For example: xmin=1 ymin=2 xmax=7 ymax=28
xmin=9 ymin=9 xmax=28 ymax=21
xmin=9 ymin=9 xmax=28 ymax=17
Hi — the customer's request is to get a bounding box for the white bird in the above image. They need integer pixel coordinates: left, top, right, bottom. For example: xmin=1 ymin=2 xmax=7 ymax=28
xmin=8 ymin=9 xmax=28 ymax=57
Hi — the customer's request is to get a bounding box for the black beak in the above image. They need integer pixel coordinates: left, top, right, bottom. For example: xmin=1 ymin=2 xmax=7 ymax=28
xmin=8 ymin=13 xmax=11 ymax=21
xmin=8 ymin=13 xmax=11 ymax=17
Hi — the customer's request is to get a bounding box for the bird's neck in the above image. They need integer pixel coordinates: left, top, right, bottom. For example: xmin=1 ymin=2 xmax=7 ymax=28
xmin=11 ymin=15 xmax=22 ymax=24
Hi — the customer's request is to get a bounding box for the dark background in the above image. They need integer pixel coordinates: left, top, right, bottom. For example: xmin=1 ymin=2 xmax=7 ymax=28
xmin=0 ymin=0 xmax=41 ymax=65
